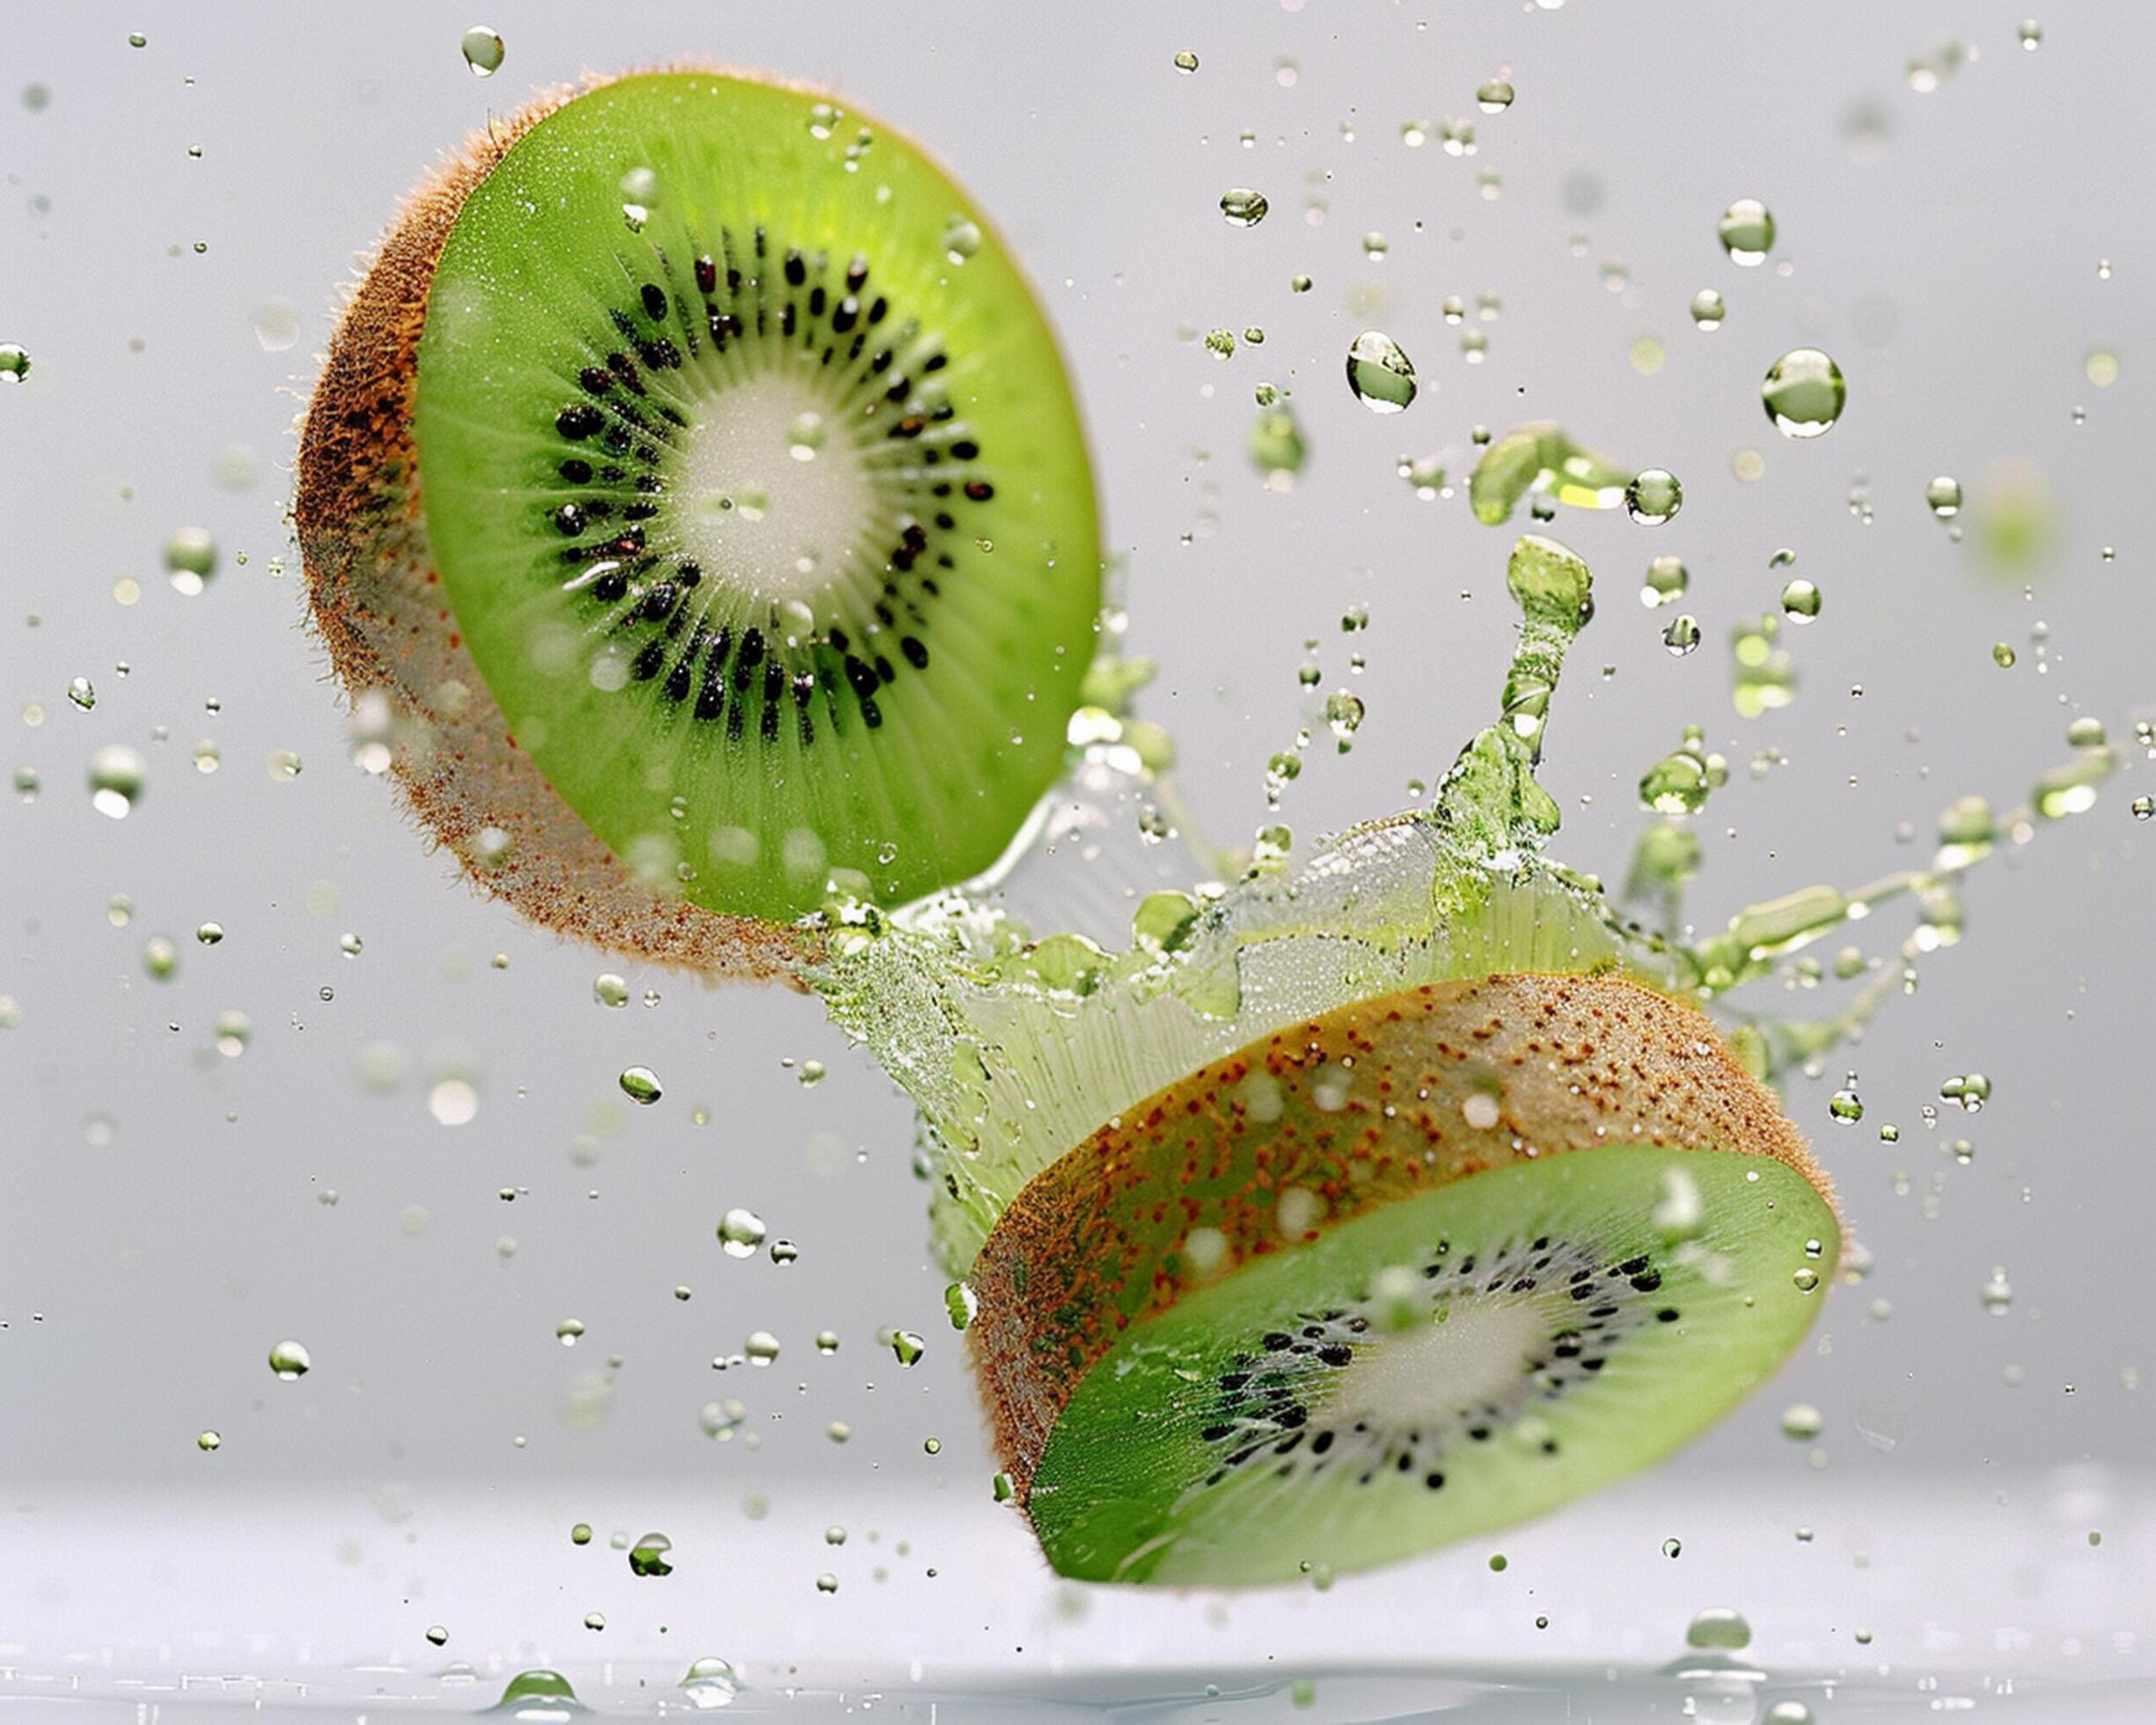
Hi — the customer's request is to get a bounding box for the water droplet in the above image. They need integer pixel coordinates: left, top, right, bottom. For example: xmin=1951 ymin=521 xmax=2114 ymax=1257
xmin=89 ymin=743 xmax=145 ymax=818
xmin=2132 ymin=795 xmax=2152 ymax=820
xmin=1689 ymin=289 xmax=1726 ymax=331
xmin=1345 ymin=330 xmax=1418 ymax=413
xmin=1792 ymin=1265 xmax=1821 ymax=1292
xmin=628 ymin=1530 xmax=674 ymax=1577
xmin=1718 ymin=199 xmax=1777 ymax=265
xmin=1661 ymin=614 xmax=1701 ymax=657
xmin=744 ymin=1330 xmax=781 ymax=1365
xmin=1830 ymin=1088 xmax=1864 ymax=1123
xmin=1993 ymin=642 xmax=2018 ymax=669
xmin=1765 ymin=1704 xmax=1815 ymax=1724
xmin=0 ymin=344 xmax=31 ymax=382
xmin=195 ymin=921 xmax=224 ymax=946
xmin=211 ymin=1009 xmax=251 ymax=1058
xmin=1779 ymin=578 xmax=1822 ymax=621
xmin=1249 ymin=403 xmax=1306 ymax=481
xmin=1661 ymin=1538 xmax=1683 ymax=1559
xmin=196 ymin=1429 xmax=221 ymax=1452
xmin=1324 ymin=689 xmax=1365 ymax=746
xmin=1762 ymin=349 xmax=1846 ymax=437
xmin=127 ymin=31 xmax=147 ymax=49
xmin=1625 ymin=468 xmax=1683 ymax=524
xmin=891 ymin=1329 xmax=926 ymax=1366
xmin=612 ymin=164 xmax=661 ymax=234
xmin=1173 ymin=49 xmax=1199 ymax=73
xmin=679 ymin=1656 xmax=741 ymax=1709
xmin=1220 ymin=187 xmax=1269 ymax=227
xmin=459 ymin=26 xmax=504 ymax=77
xmin=945 ymin=1281 xmax=979 ymax=1331
xmin=2018 ymin=18 xmax=2043 ymax=49
xmin=717 ymin=1208 xmax=766 ymax=1256
xmin=555 ymin=1318 xmax=585 ymax=1347
xmin=1925 ymin=474 xmax=1962 ymax=517
xmin=427 ymin=1077 xmax=478 ymax=1127
xmin=268 ymin=1338 xmax=311 ymax=1380
xmin=1641 ymin=555 xmax=1690 ymax=607
xmin=1780 ymin=1401 xmax=1824 ymax=1440
xmin=992 ymin=1471 xmax=1016 ymax=1503
xmin=1476 ymin=78 xmax=1515 ymax=113
xmin=619 ymin=1065 xmax=663 ymax=1105
xmin=1639 ymin=751 xmax=1711 ymax=814
xmin=66 ymin=676 xmax=95 ymax=711
xmin=593 ymin=973 xmax=628 ymax=1008
xmin=1981 ymin=1266 xmax=2013 ymax=1314
xmin=942 ymin=216 xmax=983 ymax=264
xmin=266 ymin=748 xmax=303 ymax=781
xmin=1686 ymin=1607 xmax=1754 ymax=1650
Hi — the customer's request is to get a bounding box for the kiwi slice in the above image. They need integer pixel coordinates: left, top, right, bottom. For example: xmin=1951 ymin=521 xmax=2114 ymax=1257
xmin=967 ymin=971 xmax=1838 ymax=1585
xmin=296 ymin=71 xmax=1100 ymax=967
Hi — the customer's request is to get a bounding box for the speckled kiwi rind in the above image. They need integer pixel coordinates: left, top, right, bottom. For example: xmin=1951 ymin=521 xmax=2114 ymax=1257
xmin=295 ymin=70 xmax=810 ymax=979
xmin=966 ymin=971 xmax=1837 ymax=1503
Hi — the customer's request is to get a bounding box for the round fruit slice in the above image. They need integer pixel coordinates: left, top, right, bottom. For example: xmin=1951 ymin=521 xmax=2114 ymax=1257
xmin=297 ymin=70 xmax=1101 ymax=965
xmin=966 ymin=972 xmax=1838 ymax=1585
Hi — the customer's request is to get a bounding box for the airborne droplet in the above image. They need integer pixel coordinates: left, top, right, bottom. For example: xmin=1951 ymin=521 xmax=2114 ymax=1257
xmin=1762 ymin=349 xmax=1847 ymax=438
xmin=1625 ymin=468 xmax=1683 ymax=525
xmin=459 ymin=26 xmax=505 ymax=77
xmin=1345 ymin=330 xmax=1418 ymax=413
xmin=268 ymin=1339 xmax=312 ymax=1380
xmin=1717 ymin=198 xmax=1777 ymax=265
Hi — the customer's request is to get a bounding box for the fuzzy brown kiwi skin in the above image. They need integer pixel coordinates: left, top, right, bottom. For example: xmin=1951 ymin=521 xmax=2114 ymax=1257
xmin=294 ymin=70 xmax=816 ymax=980
xmin=966 ymin=971 xmax=1838 ymax=1505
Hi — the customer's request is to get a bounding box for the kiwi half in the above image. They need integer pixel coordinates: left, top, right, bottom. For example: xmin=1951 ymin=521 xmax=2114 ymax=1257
xmin=297 ymin=70 xmax=1100 ymax=969
xmin=967 ymin=971 xmax=1838 ymax=1585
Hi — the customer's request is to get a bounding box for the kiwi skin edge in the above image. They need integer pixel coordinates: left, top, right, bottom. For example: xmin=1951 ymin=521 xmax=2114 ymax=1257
xmin=296 ymin=70 xmax=829 ymax=980
xmin=968 ymin=970 xmax=1840 ymax=1509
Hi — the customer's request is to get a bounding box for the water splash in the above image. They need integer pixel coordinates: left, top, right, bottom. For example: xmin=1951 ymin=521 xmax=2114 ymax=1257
xmin=806 ymin=528 xmax=2118 ymax=1264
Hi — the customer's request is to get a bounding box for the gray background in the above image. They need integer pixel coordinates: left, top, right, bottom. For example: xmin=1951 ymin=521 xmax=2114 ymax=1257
xmin=2 ymin=0 xmax=2152 ymax=1692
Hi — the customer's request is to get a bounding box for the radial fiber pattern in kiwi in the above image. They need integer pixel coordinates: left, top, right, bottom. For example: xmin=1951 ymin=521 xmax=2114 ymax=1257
xmin=535 ymin=228 xmax=994 ymax=745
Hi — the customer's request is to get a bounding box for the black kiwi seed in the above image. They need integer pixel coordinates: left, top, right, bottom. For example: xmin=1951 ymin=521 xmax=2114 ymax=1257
xmin=1193 ymin=1235 xmax=1668 ymax=1487
xmin=539 ymin=223 xmax=1001 ymax=752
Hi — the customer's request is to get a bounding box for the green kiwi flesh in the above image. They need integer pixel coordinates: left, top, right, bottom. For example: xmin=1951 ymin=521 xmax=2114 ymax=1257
xmin=966 ymin=972 xmax=1838 ymax=1586
xmin=304 ymin=70 xmax=1099 ymax=945
xmin=416 ymin=72 xmax=1099 ymax=920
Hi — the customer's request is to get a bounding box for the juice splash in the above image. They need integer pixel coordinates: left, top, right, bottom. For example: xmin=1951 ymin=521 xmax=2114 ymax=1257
xmin=811 ymin=510 xmax=2112 ymax=1274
